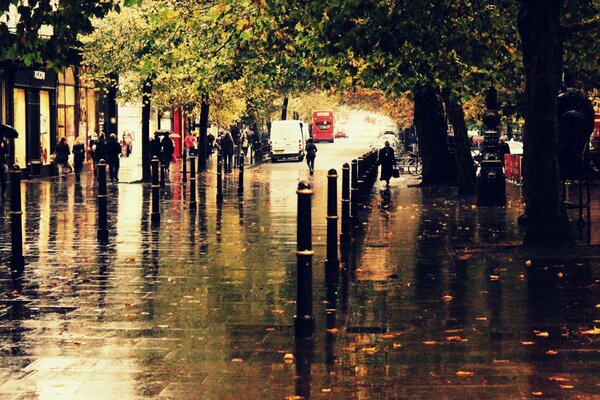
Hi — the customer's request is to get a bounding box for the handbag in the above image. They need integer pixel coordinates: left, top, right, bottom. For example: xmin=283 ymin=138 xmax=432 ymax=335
xmin=392 ymin=165 xmax=400 ymax=178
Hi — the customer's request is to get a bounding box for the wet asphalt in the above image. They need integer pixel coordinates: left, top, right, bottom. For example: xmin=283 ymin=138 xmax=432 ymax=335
xmin=0 ymin=139 xmax=598 ymax=399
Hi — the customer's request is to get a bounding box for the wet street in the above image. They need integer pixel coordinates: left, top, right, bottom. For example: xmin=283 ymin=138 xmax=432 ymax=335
xmin=0 ymin=139 xmax=599 ymax=399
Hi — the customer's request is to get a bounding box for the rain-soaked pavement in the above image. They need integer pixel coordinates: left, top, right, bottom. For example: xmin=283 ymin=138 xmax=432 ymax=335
xmin=0 ymin=139 xmax=598 ymax=399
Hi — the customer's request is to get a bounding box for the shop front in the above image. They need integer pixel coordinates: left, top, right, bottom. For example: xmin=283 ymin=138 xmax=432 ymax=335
xmin=11 ymin=69 xmax=57 ymax=177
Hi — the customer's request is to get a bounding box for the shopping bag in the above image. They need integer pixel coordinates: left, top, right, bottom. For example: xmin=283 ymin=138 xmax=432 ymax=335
xmin=392 ymin=165 xmax=400 ymax=178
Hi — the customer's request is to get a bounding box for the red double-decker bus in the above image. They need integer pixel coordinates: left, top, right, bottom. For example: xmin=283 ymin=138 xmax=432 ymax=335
xmin=312 ymin=110 xmax=334 ymax=142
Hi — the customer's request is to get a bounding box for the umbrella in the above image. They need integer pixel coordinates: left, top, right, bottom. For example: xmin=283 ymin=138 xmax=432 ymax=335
xmin=155 ymin=129 xmax=171 ymax=136
xmin=0 ymin=123 xmax=19 ymax=139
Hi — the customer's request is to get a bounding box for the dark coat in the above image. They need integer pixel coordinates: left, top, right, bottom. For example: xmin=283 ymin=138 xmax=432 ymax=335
xmin=94 ymin=138 xmax=107 ymax=163
xmin=55 ymin=141 xmax=70 ymax=165
xmin=377 ymin=146 xmax=396 ymax=181
xmin=149 ymin=138 xmax=162 ymax=160
xmin=73 ymin=143 xmax=86 ymax=167
xmin=220 ymin=135 xmax=234 ymax=155
xmin=106 ymin=138 xmax=122 ymax=163
xmin=161 ymin=136 xmax=174 ymax=155
xmin=306 ymin=142 xmax=317 ymax=159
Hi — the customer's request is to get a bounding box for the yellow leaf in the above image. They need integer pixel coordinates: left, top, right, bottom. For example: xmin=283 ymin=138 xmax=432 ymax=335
xmin=455 ymin=371 xmax=474 ymax=377
xmin=392 ymin=343 xmax=402 ymax=349
xmin=581 ymin=326 xmax=600 ymax=335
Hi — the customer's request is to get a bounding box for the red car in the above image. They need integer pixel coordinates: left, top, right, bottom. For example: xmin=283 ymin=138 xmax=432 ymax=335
xmin=334 ymin=130 xmax=348 ymax=139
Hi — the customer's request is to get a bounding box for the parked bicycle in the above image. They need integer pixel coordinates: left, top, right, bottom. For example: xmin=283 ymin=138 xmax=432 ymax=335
xmin=396 ymin=152 xmax=422 ymax=176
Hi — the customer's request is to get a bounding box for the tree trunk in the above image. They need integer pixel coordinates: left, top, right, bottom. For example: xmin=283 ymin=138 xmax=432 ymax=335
xmin=443 ymin=93 xmax=476 ymax=194
xmin=518 ymin=0 xmax=573 ymax=246
xmin=413 ymin=84 xmax=456 ymax=185
xmin=141 ymin=78 xmax=153 ymax=182
xmin=198 ymin=94 xmax=209 ymax=172
xmin=103 ymin=72 xmax=119 ymax=138
xmin=281 ymin=96 xmax=288 ymax=120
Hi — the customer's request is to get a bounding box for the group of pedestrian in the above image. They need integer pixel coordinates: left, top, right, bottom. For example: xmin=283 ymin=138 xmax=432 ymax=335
xmin=150 ymin=132 xmax=175 ymax=172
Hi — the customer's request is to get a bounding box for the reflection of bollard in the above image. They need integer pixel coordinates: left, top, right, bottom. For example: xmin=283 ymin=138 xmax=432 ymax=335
xmin=160 ymin=161 xmax=166 ymax=188
xmin=238 ymin=153 xmax=244 ymax=195
xmin=217 ymin=153 xmax=223 ymax=204
xmin=294 ymin=337 xmax=314 ymax=400
xmin=97 ymin=160 xmax=109 ymax=243
xmin=341 ymin=163 xmax=351 ymax=243
xmin=189 ymin=155 xmax=197 ymax=209
xmin=295 ymin=181 xmax=314 ymax=339
xmin=151 ymin=157 xmax=161 ymax=226
xmin=325 ymin=169 xmax=339 ymax=284
xmin=182 ymin=150 xmax=187 ymax=183
xmin=351 ymin=159 xmax=358 ymax=227
xmin=9 ymin=165 xmax=24 ymax=276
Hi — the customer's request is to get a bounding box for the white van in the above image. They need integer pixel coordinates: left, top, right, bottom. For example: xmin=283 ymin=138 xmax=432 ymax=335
xmin=269 ymin=120 xmax=307 ymax=162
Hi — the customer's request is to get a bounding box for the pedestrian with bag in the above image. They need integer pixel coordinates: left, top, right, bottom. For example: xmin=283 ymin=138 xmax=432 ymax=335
xmin=106 ymin=133 xmax=122 ymax=182
xmin=377 ymin=141 xmax=396 ymax=187
xmin=55 ymin=137 xmax=70 ymax=180
xmin=72 ymin=136 xmax=86 ymax=182
xmin=93 ymin=134 xmax=108 ymax=176
xmin=305 ymin=138 xmax=318 ymax=175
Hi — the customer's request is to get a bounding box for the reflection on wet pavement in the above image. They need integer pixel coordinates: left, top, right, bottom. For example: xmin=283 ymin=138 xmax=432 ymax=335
xmin=0 ymin=152 xmax=598 ymax=399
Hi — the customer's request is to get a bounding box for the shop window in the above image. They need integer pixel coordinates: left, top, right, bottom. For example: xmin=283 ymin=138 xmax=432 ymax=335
xmin=40 ymin=90 xmax=51 ymax=164
xmin=13 ymin=88 xmax=26 ymax=166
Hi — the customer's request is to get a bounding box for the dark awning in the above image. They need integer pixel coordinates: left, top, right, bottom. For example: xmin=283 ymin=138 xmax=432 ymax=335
xmin=0 ymin=123 xmax=19 ymax=139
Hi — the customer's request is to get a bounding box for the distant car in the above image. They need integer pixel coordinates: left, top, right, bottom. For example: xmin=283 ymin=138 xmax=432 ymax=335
xmin=334 ymin=130 xmax=348 ymax=139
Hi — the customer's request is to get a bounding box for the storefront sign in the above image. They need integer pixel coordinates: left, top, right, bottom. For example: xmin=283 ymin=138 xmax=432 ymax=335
xmin=33 ymin=71 xmax=46 ymax=80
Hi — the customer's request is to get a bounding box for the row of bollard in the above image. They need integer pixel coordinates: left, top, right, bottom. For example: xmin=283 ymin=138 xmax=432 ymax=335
xmin=295 ymin=150 xmax=379 ymax=339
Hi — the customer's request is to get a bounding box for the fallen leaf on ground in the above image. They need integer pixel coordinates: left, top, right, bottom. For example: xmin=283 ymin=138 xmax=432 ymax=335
xmin=455 ymin=371 xmax=474 ymax=377
xmin=321 ymin=388 xmax=331 ymax=392
xmin=442 ymin=295 xmax=453 ymax=302
xmin=446 ymin=336 xmax=468 ymax=342
xmin=489 ymin=275 xmax=500 ymax=281
xmin=521 ymin=341 xmax=535 ymax=345
xmin=532 ymin=392 xmax=543 ymax=396
xmin=475 ymin=316 xmax=488 ymax=321
xmin=361 ymin=347 xmax=378 ymax=354
xmin=392 ymin=343 xmax=402 ymax=349
xmin=535 ymin=331 xmax=549 ymax=337
xmin=549 ymin=377 xmax=570 ymax=382
xmin=559 ymin=385 xmax=574 ymax=389
xmin=581 ymin=326 xmax=600 ymax=335
xmin=231 ymin=358 xmax=243 ymax=363
xmin=422 ymin=341 xmax=438 ymax=345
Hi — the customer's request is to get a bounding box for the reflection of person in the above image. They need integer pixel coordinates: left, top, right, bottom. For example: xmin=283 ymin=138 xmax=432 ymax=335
xmin=55 ymin=137 xmax=70 ymax=180
xmin=220 ymin=132 xmax=235 ymax=173
xmin=161 ymin=134 xmax=175 ymax=171
xmin=305 ymin=138 xmax=317 ymax=175
xmin=377 ymin=141 xmax=396 ymax=187
xmin=72 ymin=137 xmax=86 ymax=182
xmin=0 ymin=139 xmax=8 ymax=200
xmin=106 ymin=133 xmax=122 ymax=182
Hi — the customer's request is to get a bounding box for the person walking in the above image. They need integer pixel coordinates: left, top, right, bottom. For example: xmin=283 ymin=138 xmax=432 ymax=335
xmin=240 ymin=130 xmax=250 ymax=157
xmin=72 ymin=136 xmax=86 ymax=182
xmin=377 ymin=140 xmax=396 ymax=187
xmin=305 ymin=138 xmax=318 ymax=175
xmin=106 ymin=133 xmax=122 ymax=182
xmin=207 ymin=132 xmax=215 ymax=155
xmin=184 ymin=132 xmax=197 ymax=157
xmin=93 ymin=134 xmax=108 ymax=176
xmin=55 ymin=137 xmax=70 ymax=180
xmin=220 ymin=131 xmax=235 ymax=173
xmin=149 ymin=133 xmax=162 ymax=161
xmin=0 ymin=139 xmax=8 ymax=200
xmin=161 ymin=133 xmax=175 ymax=172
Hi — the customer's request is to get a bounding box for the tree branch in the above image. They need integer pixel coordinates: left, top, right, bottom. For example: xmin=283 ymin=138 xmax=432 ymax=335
xmin=563 ymin=15 xmax=600 ymax=35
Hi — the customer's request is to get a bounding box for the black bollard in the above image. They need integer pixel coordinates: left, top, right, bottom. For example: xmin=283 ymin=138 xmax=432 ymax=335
xmin=182 ymin=150 xmax=187 ymax=184
xmin=295 ymin=181 xmax=314 ymax=339
xmin=160 ymin=161 xmax=166 ymax=188
xmin=341 ymin=163 xmax=351 ymax=243
xmin=217 ymin=152 xmax=223 ymax=204
xmin=9 ymin=165 xmax=24 ymax=276
xmin=97 ymin=160 xmax=109 ymax=244
xmin=357 ymin=156 xmax=365 ymax=200
xmin=151 ymin=157 xmax=161 ymax=226
xmin=351 ymin=159 xmax=358 ymax=227
xmin=238 ymin=152 xmax=244 ymax=195
xmin=189 ymin=155 xmax=197 ymax=209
